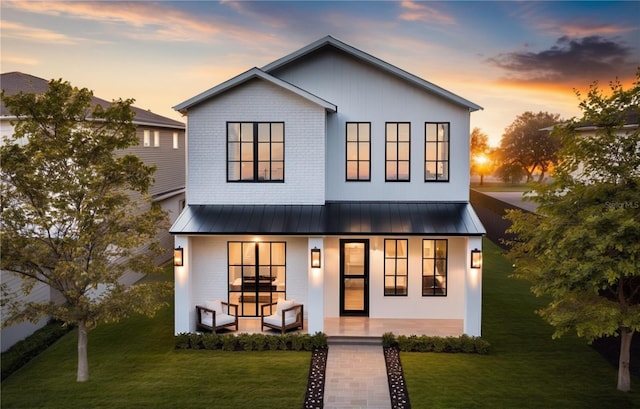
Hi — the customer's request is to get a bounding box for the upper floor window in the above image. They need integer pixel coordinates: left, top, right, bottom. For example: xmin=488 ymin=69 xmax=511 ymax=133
xmin=143 ymin=130 xmax=151 ymax=147
xmin=422 ymin=239 xmax=447 ymax=296
xmin=386 ymin=123 xmax=410 ymax=181
xmin=346 ymin=122 xmax=370 ymax=181
xmin=227 ymin=122 xmax=284 ymax=182
xmin=384 ymin=239 xmax=408 ymax=296
xmin=173 ymin=132 xmax=179 ymax=149
xmin=425 ymin=123 xmax=449 ymax=181
xmin=154 ymin=130 xmax=160 ymax=147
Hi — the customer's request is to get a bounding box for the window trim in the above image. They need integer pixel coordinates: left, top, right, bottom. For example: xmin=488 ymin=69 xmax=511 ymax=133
xmin=226 ymin=121 xmax=285 ymax=183
xmin=345 ymin=122 xmax=371 ymax=182
xmin=385 ymin=122 xmax=411 ymax=182
xmin=424 ymin=122 xmax=450 ymax=182
xmin=422 ymin=239 xmax=448 ymax=296
xmin=384 ymin=239 xmax=408 ymax=296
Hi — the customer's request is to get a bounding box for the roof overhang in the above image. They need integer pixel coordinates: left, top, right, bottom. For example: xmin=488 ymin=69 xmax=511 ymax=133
xmin=170 ymin=202 xmax=485 ymax=236
xmin=173 ymin=67 xmax=337 ymax=114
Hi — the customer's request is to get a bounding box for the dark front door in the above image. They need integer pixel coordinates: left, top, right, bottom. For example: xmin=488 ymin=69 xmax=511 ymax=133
xmin=340 ymin=239 xmax=369 ymax=316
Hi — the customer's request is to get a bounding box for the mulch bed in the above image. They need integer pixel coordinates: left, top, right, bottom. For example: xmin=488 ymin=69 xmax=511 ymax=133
xmin=304 ymin=347 xmax=328 ymax=409
xmin=384 ymin=346 xmax=411 ymax=408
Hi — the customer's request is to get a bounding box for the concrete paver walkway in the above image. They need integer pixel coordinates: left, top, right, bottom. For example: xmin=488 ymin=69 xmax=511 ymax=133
xmin=324 ymin=344 xmax=391 ymax=409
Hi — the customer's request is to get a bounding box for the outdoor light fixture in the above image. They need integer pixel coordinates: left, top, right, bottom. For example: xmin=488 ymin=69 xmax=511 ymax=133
xmin=311 ymin=247 xmax=321 ymax=268
xmin=471 ymin=248 xmax=482 ymax=269
xmin=174 ymin=246 xmax=184 ymax=267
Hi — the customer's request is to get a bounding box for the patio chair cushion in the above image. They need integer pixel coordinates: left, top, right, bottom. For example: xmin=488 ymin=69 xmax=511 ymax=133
xmin=263 ymin=314 xmax=298 ymax=327
xmin=275 ymin=298 xmax=296 ymax=320
xmin=202 ymin=300 xmax=223 ymax=319
xmin=200 ymin=312 xmax=235 ymax=328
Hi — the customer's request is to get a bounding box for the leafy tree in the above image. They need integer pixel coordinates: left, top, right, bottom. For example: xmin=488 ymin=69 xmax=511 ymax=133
xmin=1 ymin=80 xmax=172 ymax=382
xmin=498 ymin=111 xmax=561 ymax=182
xmin=505 ymin=72 xmax=640 ymax=391
xmin=470 ymin=127 xmax=492 ymax=185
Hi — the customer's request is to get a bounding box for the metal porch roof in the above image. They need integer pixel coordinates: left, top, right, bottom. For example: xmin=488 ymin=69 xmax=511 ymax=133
xmin=170 ymin=202 xmax=485 ymax=236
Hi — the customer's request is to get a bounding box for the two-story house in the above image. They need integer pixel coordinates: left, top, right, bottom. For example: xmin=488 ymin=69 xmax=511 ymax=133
xmin=171 ymin=36 xmax=485 ymax=337
xmin=1 ymin=72 xmax=186 ymax=351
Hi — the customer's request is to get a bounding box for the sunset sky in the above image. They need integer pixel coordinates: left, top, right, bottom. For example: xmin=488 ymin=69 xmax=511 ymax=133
xmin=2 ymin=1 xmax=638 ymax=146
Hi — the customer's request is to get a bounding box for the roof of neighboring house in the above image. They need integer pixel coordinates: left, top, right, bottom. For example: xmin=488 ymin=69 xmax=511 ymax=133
xmin=173 ymin=35 xmax=482 ymax=114
xmin=1 ymin=72 xmax=184 ymax=129
xmin=262 ymin=35 xmax=482 ymax=112
xmin=174 ymin=67 xmax=337 ymax=114
xmin=170 ymin=202 xmax=486 ymax=236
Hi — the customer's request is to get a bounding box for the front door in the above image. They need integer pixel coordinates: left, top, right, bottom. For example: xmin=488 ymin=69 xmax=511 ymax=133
xmin=340 ymin=239 xmax=369 ymax=316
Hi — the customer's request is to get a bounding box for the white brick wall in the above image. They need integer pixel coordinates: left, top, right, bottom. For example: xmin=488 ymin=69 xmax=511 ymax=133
xmin=187 ymin=79 xmax=326 ymax=205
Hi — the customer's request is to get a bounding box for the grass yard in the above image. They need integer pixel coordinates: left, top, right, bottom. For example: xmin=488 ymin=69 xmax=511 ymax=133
xmin=0 ymin=266 xmax=310 ymax=409
xmin=403 ymin=239 xmax=640 ymax=408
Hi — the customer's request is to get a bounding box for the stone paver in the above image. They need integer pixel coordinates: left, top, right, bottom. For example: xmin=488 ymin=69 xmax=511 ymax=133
xmin=324 ymin=344 xmax=391 ymax=409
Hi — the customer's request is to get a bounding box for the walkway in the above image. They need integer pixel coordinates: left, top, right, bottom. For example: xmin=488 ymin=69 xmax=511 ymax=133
xmin=324 ymin=343 xmax=391 ymax=409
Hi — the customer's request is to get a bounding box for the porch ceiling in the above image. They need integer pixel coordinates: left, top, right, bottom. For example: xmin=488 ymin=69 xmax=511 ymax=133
xmin=170 ymin=202 xmax=485 ymax=236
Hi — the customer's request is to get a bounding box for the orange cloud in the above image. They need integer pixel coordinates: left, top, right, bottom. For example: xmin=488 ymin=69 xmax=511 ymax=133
xmin=0 ymin=20 xmax=81 ymax=45
xmin=399 ymin=1 xmax=456 ymax=25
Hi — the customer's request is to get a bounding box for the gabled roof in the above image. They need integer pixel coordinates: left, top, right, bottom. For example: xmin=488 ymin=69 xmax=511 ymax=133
xmin=170 ymin=202 xmax=486 ymax=236
xmin=262 ymin=35 xmax=482 ymax=112
xmin=173 ymin=67 xmax=337 ymax=114
xmin=1 ymin=72 xmax=184 ymax=129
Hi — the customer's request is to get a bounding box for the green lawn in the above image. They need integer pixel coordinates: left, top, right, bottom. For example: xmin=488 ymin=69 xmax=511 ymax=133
xmin=403 ymin=239 xmax=640 ymax=408
xmin=2 ymin=241 xmax=639 ymax=408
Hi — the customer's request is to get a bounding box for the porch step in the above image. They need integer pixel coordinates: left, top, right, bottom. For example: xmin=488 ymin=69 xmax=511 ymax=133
xmin=328 ymin=335 xmax=382 ymax=345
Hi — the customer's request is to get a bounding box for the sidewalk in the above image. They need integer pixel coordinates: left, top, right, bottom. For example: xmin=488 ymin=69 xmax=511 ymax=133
xmin=323 ymin=343 xmax=391 ymax=409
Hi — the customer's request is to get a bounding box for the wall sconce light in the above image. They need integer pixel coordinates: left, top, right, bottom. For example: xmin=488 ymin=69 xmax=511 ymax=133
xmin=471 ymin=248 xmax=482 ymax=269
xmin=311 ymin=247 xmax=321 ymax=268
xmin=174 ymin=246 xmax=184 ymax=267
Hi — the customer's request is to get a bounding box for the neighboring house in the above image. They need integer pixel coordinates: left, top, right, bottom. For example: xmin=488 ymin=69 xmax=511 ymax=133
xmin=171 ymin=36 xmax=485 ymax=336
xmin=1 ymin=72 xmax=186 ymax=351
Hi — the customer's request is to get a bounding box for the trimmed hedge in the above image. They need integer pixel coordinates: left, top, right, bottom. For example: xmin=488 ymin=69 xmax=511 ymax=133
xmin=382 ymin=332 xmax=490 ymax=354
xmin=1 ymin=320 xmax=72 ymax=380
xmin=175 ymin=331 xmax=328 ymax=351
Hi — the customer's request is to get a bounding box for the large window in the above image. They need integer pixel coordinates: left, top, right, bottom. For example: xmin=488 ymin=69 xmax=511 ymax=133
xmin=346 ymin=122 xmax=370 ymax=181
xmin=228 ymin=241 xmax=286 ymax=316
xmin=422 ymin=239 xmax=447 ymax=296
xmin=386 ymin=123 xmax=410 ymax=181
xmin=384 ymin=239 xmax=408 ymax=296
xmin=425 ymin=123 xmax=449 ymax=181
xmin=227 ymin=122 xmax=284 ymax=182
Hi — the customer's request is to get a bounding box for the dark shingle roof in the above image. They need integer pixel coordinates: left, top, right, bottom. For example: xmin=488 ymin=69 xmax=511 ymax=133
xmin=170 ymin=202 xmax=485 ymax=236
xmin=1 ymin=72 xmax=184 ymax=129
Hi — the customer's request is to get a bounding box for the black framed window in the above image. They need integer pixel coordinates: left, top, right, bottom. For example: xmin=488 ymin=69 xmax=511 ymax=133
xmin=425 ymin=122 xmax=449 ymax=181
xmin=228 ymin=241 xmax=286 ymax=317
xmin=346 ymin=122 xmax=370 ymax=181
xmin=384 ymin=239 xmax=408 ymax=296
xmin=227 ymin=122 xmax=284 ymax=182
xmin=422 ymin=239 xmax=447 ymax=296
xmin=386 ymin=122 xmax=410 ymax=181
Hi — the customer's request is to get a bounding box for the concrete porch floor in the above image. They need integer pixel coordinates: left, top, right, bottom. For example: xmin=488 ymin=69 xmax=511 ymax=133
xmin=230 ymin=317 xmax=463 ymax=337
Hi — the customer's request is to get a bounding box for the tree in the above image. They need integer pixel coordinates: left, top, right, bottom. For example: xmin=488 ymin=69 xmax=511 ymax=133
xmin=505 ymin=72 xmax=640 ymax=391
xmin=470 ymin=127 xmax=492 ymax=185
xmin=1 ymin=80 xmax=172 ymax=382
xmin=499 ymin=111 xmax=561 ymax=182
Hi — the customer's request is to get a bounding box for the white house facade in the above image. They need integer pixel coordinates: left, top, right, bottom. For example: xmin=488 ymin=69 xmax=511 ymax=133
xmin=171 ymin=36 xmax=485 ymax=336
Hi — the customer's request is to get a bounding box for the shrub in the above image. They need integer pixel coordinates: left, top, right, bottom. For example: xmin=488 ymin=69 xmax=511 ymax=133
xmin=175 ymin=333 xmax=191 ymax=350
xmin=174 ymin=332 xmax=329 ymax=352
xmin=381 ymin=332 xmax=490 ymax=354
xmin=311 ymin=331 xmax=328 ymax=349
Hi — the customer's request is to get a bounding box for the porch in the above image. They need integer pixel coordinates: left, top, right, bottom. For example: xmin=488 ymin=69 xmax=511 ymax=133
xmin=217 ymin=317 xmax=464 ymax=337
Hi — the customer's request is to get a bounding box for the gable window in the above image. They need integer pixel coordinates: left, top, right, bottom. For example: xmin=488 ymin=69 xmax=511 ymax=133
xmin=227 ymin=122 xmax=284 ymax=182
xmin=423 ymin=239 xmax=447 ymax=296
xmin=384 ymin=239 xmax=408 ymax=296
xmin=228 ymin=241 xmax=286 ymax=317
xmin=425 ymin=122 xmax=449 ymax=181
xmin=386 ymin=122 xmax=410 ymax=181
xmin=346 ymin=122 xmax=370 ymax=181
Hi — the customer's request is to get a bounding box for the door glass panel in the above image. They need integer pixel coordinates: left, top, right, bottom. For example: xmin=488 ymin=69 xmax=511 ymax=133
xmin=344 ymin=278 xmax=365 ymax=310
xmin=344 ymin=243 xmax=364 ymax=275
